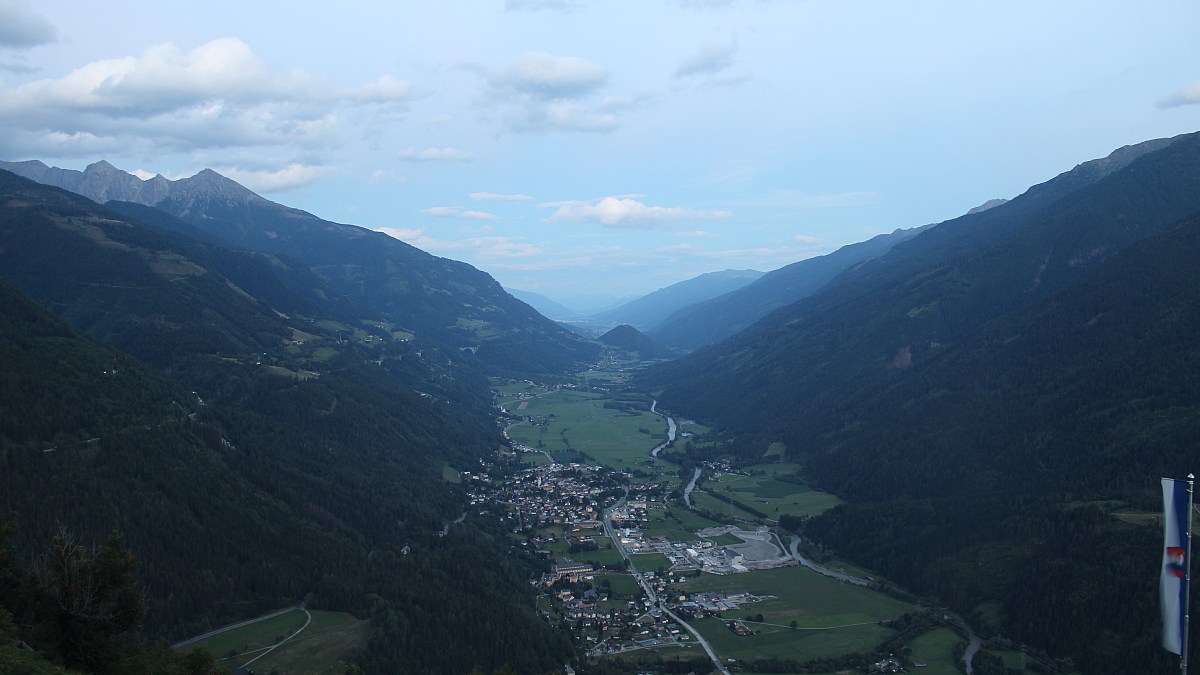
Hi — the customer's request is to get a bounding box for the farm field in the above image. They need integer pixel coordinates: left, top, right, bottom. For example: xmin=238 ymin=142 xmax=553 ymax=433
xmin=690 ymin=616 xmax=894 ymax=663
xmin=702 ymin=461 xmax=843 ymax=519
xmin=672 ymin=565 xmax=932 ymax=666
xmin=499 ymin=387 xmax=677 ymax=471
xmin=682 ymin=565 xmax=912 ymax=629
xmin=640 ymin=507 xmax=727 ymax=542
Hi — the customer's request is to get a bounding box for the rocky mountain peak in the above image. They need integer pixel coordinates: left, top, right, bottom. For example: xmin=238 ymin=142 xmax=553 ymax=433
xmin=0 ymin=159 xmax=265 ymax=209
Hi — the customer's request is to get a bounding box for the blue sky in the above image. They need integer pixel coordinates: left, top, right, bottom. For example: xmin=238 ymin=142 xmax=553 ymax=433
xmin=2 ymin=0 xmax=1199 ymax=301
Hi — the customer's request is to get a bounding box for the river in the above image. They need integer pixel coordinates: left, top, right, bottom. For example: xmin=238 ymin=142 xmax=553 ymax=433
xmin=649 ymin=400 xmax=677 ymax=458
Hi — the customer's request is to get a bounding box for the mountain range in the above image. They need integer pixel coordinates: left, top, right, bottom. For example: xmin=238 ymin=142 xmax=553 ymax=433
xmin=0 ymin=159 xmax=599 ymax=376
xmin=640 ymin=131 xmax=1200 ymax=674
xmin=591 ymin=268 xmax=764 ymax=332
xmin=648 ymin=227 xmax=927 ymax=350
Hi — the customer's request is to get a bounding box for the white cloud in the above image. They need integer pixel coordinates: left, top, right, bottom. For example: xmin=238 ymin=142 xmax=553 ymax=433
xmin=493 ymin=51 xmax=607 ymax=99
xmin=2 ymin=39 xmax=314 ymax=115
xmin=1158 ymin=80 xmax=1200 ymax=108
xmin=471 ymin=191 xmax=535 ymax=201
xmin=793 ymin=234 xmax=824 ymax=245
xmin=482 ymin=51 xmax=619 ymax=134
xmin=674 ymin=38 xmax=738 ymax=79
xmin=0 ymin=37 xmax=414 ymax=161
xmin=218 ymin=163 xmax=331 ymax=192
xmin=355 ymin=75 xmax=413 ymax=104
xmin=398 ymin=147 xmax=475 ymax=161
xmin=369 ymin=169 xmax=405 ymax=184
xmin=505 ymin=100 xmax=617 ymax=133
xmin=0 ymin=0 xmax=56 ymax=50
xmin=544 ymin=196 xmax=732 ymax=228
xmin=422 ymin=206 xmax=499 ymax=220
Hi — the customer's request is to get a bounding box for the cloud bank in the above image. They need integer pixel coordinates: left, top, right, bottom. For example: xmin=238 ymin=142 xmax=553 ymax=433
xmin=483 ymin=51 xmax=618 ymax=133
xmin=0 ymin=37 xmax=413 ymax=164
xmin=0 ymin=0 xmax=56 ymax=50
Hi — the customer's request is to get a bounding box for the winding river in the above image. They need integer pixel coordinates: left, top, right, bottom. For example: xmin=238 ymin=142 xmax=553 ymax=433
xmin=649 ymin=400 xmax=677 ymax=458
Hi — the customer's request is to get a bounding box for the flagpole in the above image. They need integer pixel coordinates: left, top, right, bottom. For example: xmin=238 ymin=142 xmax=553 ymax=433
xmin=1184 ymin=473 xmax=1194 ymax=675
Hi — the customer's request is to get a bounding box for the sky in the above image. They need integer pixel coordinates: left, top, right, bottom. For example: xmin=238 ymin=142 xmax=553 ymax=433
xmin=2 ymin=0 xmax=1199 ymax=304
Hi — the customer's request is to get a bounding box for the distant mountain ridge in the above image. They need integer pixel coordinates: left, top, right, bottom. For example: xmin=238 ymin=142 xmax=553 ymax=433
xmin=649 ymin=228 xmax=926 ymax=350
xmin=592 ymin=268 xmax=764 ymax=331
xmin=0 ymin=159 xmax=598 ymax=374
xmin=506 ymin=288 xmax=581 ymax=320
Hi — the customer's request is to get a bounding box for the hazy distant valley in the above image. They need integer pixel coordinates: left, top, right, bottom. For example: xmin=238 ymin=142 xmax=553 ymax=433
xmin=4 ymin=131 xmax=1200 ymax=675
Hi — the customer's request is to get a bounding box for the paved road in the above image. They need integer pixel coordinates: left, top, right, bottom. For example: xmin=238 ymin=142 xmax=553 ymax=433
xmin=602 ymin=496 xmax=730 ymax=675
xmin=173 ymin=606 xmax=302 ymax=649
xmin=239 ymin=608 xmax=312 ymax=669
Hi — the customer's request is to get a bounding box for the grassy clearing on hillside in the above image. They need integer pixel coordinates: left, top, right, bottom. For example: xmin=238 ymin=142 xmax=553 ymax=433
xmin=186 ymin=609 xmax=308 ymax=659
xmin=185 ymin=609 xmax=368 ymax=674
xmin=247 ymin=611 xmax=369 ymax=674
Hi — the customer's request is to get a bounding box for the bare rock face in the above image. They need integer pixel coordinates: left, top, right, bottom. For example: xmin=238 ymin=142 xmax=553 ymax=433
xmin=0 ymin=159 xmax=262 ymax=210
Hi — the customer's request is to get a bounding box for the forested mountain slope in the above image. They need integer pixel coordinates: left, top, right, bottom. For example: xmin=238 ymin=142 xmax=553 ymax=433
xmin=643 ymin=132 xmax=1200 ymax=442
xmin=0 ymin=174 xmax=572 ymax=673
xmin=0 ymin=160 xmax=599 ymax=375
xmin=649 ymin=226 xmax=924 ymax=350
xmin=640 ymin=132 xmax=1200 ymax=674
xmin=802 ymin=211 xmax=1200 ymax=674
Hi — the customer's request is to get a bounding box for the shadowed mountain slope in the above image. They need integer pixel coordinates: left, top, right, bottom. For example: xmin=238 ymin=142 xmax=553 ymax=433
xmin=593 ymin=268 xmax=764 ymax=331
xmin=649 ymin=227 xmax=925 ymax=350
xmin=0 ymin=160 xmax=599 ymax=375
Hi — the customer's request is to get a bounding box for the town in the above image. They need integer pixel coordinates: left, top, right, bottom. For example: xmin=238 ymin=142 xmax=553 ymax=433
xmin=464 ymin=454 xmax=794 ymax=660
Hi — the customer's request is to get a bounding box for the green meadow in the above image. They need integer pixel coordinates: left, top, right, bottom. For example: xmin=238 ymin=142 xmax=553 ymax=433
xmin=500 ymin=387 xmax=677 ymax=471
xmin=678 ymin=566 xmax=914 ymax=663
xmin=906 ymin=628 xmax=965 ymax=674
xmin=182 ymin=609 xmax=368 ymax=673
xmin=701 ymin=461 xmax=843 ymax=520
